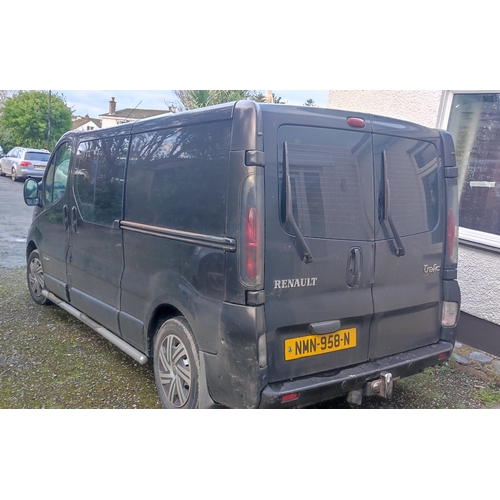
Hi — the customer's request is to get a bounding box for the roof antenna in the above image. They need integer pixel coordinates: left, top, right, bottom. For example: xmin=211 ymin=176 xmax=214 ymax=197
xmin=124 ymin=101 xmax=143 ymax=121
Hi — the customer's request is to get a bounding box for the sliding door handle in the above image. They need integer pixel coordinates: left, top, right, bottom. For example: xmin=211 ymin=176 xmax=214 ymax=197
xmin=71 ymin=206 xmax=78 ymax=233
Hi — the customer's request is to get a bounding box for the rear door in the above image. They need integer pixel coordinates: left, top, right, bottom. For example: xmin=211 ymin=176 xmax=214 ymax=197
xmin=263 ymin=113 xmax=376 ymax=383
xmin=370 ymin=131 xmax=444 ymax=358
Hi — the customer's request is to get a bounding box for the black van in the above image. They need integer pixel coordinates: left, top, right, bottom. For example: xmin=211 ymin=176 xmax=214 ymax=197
xmin=23 ymin=101 xmax=461 ymax=409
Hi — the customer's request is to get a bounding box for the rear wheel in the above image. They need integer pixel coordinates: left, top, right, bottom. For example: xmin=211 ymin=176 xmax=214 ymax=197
xmin=154 ymin=318 xmax=199 ymax=409
xmin=27 ymin=249 xmax=51 ymax=306
xmin=11 ymin=168 xmax=17 ymax=182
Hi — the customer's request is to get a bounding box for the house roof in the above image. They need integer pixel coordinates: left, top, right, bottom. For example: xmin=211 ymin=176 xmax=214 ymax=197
xmin=72 ymin=116 xmax=102 ymax=130
xmin=99 ymin=108 xmax=168 ymax=121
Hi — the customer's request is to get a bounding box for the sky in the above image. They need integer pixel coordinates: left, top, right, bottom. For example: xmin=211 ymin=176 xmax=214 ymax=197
xmin=51 ymin=90 xmax=329 ymax=118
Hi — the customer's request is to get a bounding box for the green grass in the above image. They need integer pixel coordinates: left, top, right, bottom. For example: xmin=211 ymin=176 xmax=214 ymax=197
xmin=0 ymin=267 xmax=161 ymax=409
xmin=475 ymin=387 xmax=500 ymax=407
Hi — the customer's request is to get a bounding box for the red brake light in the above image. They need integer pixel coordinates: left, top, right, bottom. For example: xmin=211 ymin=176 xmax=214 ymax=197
xmin=239 ymin=173 xmax=263 ymax=288
xmin=347 ymin=117 xmax=366 ymax=128
xmin=20 ymin=161 xmax=32 ymax=167
xmin=282 ymin=393 xmax=299 ymax=403
xmin=245 ymin=207 xmax=258 ymax=282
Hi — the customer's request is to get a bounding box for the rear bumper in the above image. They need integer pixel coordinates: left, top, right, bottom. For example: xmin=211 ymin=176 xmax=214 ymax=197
xmin=259 ymin=341 xmax=454 ymax=408
xmin=16 ymin=170 xmax=44 ymax=180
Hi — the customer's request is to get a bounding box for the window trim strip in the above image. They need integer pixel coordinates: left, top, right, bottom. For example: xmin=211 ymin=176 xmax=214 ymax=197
xmin=438 ymin=90 xmax=500 ymax=251
xmin=120 ymin=221 xmax=237 ymax=252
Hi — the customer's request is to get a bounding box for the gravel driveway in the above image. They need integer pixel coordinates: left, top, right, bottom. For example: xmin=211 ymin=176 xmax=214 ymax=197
xmin=1 ymin=177 xmax=499 ymax=409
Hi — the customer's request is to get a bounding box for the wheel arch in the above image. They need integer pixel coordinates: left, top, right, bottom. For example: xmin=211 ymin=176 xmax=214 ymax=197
xmin=26 ymin=240 xmax=37 ymax=263
xmin=146 ymin=303 xmax=184 ymax=357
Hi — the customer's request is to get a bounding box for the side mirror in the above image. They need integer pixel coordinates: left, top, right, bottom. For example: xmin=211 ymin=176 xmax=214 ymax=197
xmin=24 ymin=178 xmax=42 ymax=207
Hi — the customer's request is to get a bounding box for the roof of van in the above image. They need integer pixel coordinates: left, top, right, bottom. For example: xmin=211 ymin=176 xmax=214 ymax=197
xmin=60 ymin=100 xmax=441 ymax=144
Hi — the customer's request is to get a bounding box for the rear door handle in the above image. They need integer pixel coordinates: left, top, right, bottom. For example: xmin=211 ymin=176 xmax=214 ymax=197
xmin=347 ymin=247 xmax=362 ymax=288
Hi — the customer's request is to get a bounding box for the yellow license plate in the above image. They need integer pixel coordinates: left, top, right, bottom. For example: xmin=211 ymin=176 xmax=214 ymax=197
xmin=285 ymin=329 xmax=357 ymax=361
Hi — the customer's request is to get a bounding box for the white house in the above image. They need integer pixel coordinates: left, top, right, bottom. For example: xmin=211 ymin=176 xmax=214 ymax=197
xmin=328 ymin=90 xmax=500 ymax=347
xmin=72 ymin=115 xmax=102 ymax=132
xmin=99 ymin=97 xmax=173 ymax=128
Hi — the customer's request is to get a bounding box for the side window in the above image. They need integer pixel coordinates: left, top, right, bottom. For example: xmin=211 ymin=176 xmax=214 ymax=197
xmin=125 ymin=121 xmax=231 ymax=235
xmin=74 ymin=136 xmax=128 ymax=226
xmin=44 ymin=142 xmax=72 ymax=206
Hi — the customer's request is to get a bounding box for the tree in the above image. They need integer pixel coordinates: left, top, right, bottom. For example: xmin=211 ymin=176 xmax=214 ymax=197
xmin=173 ymin=90 xmax=252 ymax=111
xmin=173 ymin=90 xmax=288 ymax=111
xmin=304 ymin=99 xmax=318 ymax=107
xmin=250 ymin=91 xmax=286 ymax=104
xmin=0 ymin=90 xmax=72 ymax=151
xmin=0 ymin=90 xmax=10 ymax=108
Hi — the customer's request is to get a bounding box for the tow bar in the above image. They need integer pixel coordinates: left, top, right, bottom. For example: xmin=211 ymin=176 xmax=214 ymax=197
xmin=347 ymin=372 xmax=394 ymax=406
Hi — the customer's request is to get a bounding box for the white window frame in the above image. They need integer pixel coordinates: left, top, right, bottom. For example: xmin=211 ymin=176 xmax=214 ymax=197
xmin=437 ymin=90 xmax=500 ymax=251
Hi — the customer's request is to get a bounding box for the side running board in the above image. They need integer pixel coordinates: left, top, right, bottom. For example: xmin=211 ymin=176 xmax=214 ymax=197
xmin=42 ymin=290 xmax=148 ymax=366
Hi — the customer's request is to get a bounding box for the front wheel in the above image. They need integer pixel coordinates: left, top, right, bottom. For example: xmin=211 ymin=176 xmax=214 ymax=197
xmin=27 ymin=249 xmax=51 ymax=306
xmin=154 ymin=317 xmax=200 ymax=409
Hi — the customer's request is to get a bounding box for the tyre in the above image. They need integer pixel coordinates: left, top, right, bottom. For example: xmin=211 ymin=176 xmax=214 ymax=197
xmin=27 ymin=249 xmax=51 ymax=306
xmin=11 ymin=168 xmax=17 ymax=182
xmin=154 ymin=317 xmax=199 ymax=409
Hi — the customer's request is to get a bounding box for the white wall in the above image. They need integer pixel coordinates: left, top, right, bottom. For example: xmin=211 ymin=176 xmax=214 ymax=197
xmin=101 ymin=117 xmax=119 ymax=129
xmin=458 ymin=246 xmax=500 ymax=324
xmin=328 ymin=90 xmax=443 ymax=128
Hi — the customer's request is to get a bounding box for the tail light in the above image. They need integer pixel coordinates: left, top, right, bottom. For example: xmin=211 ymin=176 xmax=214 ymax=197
xmin=442 ymin=301 xmax=459 ymax=328
xmin=20 ymin=161 xmax=32 ymax=168
xmin=245 ymin=207 xmax=258 ymax=281
xmin=239 ymin=173 xmax=264 ymax=288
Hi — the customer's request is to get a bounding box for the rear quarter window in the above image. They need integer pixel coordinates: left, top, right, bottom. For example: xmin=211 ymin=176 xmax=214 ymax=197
xmin=125 ymin=121 xmax=231 ymax=235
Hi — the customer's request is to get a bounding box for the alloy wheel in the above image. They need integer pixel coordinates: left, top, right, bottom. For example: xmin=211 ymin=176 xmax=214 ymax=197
xmin=157 ymin=334 xmax=192 ymax=408
xmin=29 ymin=256 xmax=45 ymax=298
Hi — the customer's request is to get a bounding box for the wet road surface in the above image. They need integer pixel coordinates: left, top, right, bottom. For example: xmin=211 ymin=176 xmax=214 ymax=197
xmin=0 ymin=176 xmax=34 ymax=269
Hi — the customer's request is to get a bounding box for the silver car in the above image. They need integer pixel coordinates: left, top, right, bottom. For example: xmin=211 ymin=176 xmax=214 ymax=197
xmin=0 ymin=147 xmax=51 ymax=181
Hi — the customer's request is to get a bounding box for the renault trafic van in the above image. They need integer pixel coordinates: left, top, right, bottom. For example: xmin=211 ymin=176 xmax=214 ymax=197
xmin=23 ymin=101 xmax=461 ymax=409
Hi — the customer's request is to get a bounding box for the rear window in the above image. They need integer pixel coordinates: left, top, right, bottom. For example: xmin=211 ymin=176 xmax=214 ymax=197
xmin=25 ymin=152 xmax=50 ymax=162
xmin=373 ymin=135 xmax=440 ymax=238
xmin=278 ymin=125 xmax=375 ymax=241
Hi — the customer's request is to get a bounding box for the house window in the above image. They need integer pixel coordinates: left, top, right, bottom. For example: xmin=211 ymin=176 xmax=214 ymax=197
xmin=443 ymin=91 xmax=500 ymax=249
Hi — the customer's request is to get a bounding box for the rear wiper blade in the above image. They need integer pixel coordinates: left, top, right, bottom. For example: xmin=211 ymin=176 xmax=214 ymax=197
xmin=283 ymin=142 xmax=313 ymax=264
xmin=382 ymin=150 xmax=405 ymax=257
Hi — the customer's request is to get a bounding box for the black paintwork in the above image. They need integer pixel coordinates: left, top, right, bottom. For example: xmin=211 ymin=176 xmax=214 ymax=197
xmin=24 ymin=101 xmax=460 ymax=409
